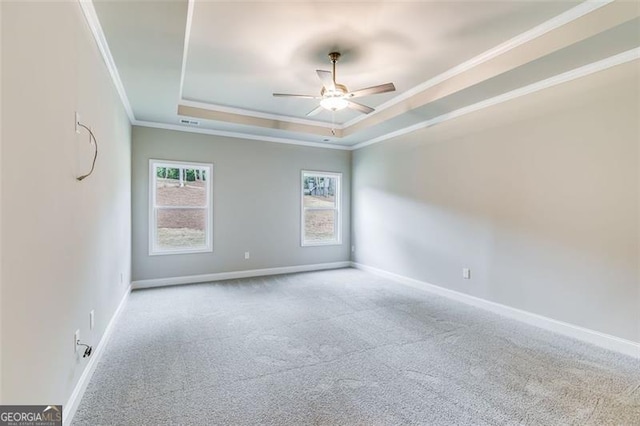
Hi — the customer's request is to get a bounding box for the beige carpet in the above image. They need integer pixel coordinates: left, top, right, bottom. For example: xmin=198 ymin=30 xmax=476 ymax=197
xmin=73 ymin=268 xmax=640 ymax=425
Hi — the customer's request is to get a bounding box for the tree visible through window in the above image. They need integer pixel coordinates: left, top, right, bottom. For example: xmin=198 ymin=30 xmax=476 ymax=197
xmin=302 ymin=171 xmax=341 ymax=246
xmin=149 ymin=160 xmax=212 ymax=255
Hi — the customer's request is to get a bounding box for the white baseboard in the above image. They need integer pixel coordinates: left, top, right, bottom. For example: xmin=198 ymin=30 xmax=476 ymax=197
xmin=351 ymin=262 xmax=640 ymax=359
xmin=131 ymin=261 xmax=352 ymax=290
xmin=63 ymin=285 xmax=131 ymax=426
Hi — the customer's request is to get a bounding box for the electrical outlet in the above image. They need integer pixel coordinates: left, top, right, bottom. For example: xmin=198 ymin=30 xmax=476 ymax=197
xmin=74 ymin=330 xmax=80 ymax=353
xmin=75 ymin=112 xmax=81 ymax=134
xmin=244 ymin=251 xmax=250 ymax=260
xmin=351 ymin=245 xmax=355 ymax=253
xmin=120 ymin=272 xmax=123 ymax=284
xmin=89 ymin=310 xmax=95 ymax=330
xmin=463 ymin=268 xmax=471 ymax=280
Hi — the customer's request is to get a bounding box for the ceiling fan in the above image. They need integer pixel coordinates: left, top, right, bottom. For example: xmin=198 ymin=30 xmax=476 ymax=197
xmin=273 ymin=52 xmax=396 ymax=117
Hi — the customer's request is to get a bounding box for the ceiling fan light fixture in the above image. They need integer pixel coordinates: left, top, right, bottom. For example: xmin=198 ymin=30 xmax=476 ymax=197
xmin=320 ymin=96 xmax=348 ymax=111
xmin=273 ymin=51 xmax=396 ymax=117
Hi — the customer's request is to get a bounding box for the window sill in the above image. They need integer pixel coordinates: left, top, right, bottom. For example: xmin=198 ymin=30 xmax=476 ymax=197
xmin=301 ymin=241 xmax=342 ymax=247
xmin=149 ymin=247 xmax=212 ymax=256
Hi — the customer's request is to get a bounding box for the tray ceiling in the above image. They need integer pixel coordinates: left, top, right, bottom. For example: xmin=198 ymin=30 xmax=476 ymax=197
xmin=91 ymin=0 xmax=640 ymax=148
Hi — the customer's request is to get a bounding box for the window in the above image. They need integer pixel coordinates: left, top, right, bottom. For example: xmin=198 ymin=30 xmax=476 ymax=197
xmin=149 ymin=159 xmax=212 ymax=255
xmin=301 ymin=170 xmax=341 ymax=246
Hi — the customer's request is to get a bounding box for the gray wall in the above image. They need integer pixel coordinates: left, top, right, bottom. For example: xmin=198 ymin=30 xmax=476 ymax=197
xmin=352 ymin=61 xmax=640 ymax=343
xmin=132 ymin=127 xmax=351 ymax=282
xmin=1 ymin=2 xmax=131 ymax=404
xmin=0 ymin=1 xmax=3 ymax=402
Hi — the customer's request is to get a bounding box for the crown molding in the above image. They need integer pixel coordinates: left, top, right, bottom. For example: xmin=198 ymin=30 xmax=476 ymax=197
xmin=141 ymin=50 xmax=640 ymax=152
xmin=175 ymin=0 xmax=630 ymax=142
xmin=81 ymin=0 xmax=637 ymax=152
xmin=177 ymin=0 xmax=195 ymax=105
xmin=132 ymin=120 xmax=352 ymax=150
xmin=351 ymin=49 xmax=640 ymax=151
xmin=138 ymin=50 xmax=639 ymax=152
xmin=175 ymin=0 xmax=618 ymax=134
xmin=342 ymin=0 xmax=613 ymax=130
xmin=342 ymin=0 xmax=638 ymax=138
xmin=78 ymin=0 xmax=135 ymax=122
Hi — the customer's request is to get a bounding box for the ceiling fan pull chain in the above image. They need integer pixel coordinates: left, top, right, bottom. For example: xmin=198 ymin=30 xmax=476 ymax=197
xmin=331 ymin=110 xmax=336 ymax=136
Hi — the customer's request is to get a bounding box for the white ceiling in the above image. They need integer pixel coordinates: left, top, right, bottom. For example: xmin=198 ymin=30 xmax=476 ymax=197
xmin=92 ymin=0 xmax=640 ymax=148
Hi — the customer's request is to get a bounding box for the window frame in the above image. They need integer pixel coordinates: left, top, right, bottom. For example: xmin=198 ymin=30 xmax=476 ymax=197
xmin=300 ymin=170 xmax=342 ymax=247
xmin=148 ymin=159 xmax=213 ymax=256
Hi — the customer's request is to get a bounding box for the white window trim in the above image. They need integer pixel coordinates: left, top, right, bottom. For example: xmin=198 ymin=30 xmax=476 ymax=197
xmin=149 ymin=159 xmax=213 ymax=256
xmin=301 ymin=170 xmax=342 ymax=247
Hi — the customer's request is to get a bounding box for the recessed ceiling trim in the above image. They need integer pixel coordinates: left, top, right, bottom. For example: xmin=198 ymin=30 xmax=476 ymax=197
xmin=176 ymin=0 xmax=343 ymax=131
xmin=180 ymin=100 xmax=341 ymax=130
xmin=177 ymin=0 xmax=195 ymax=104
xmin=87 ymin=0 xmax=639 ymax=151
xmin=78 ymin=0 xmax=135 ymax=122
xmin=351 ymin=49 xmax=640 ymax=151
xmin=341 ymin=0 xmax=613 ymax=130
xmin=176 ymin=0 xmax=342 ymax=133
xmin=343 ymin=0 xmax=639 ymax=138
xmin=174 ymin=0 xmax=634 ymax=142
xmin=139 ymin=51 xmax=639 ymax=152
xmin=133 ymin=120 xmax=351 ymax=151
xmin=178 ymin=104 xmax=342 ymax=138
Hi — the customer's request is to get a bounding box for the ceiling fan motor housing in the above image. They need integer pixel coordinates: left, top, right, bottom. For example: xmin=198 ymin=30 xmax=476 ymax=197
xmin=320 ymin=88 xmax=349 ymax=110
xmin=321 ymin=84 xmax=348 ymax=97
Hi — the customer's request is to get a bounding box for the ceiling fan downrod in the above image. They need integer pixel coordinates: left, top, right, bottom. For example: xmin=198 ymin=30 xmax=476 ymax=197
xmin=329 ymin=52 xmax=340 ymax=84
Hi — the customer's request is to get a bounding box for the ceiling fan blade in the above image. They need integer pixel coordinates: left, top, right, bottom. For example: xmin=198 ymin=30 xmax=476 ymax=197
xmin=273 ymin=93 xmax=320 ymax=99
xmin=306 ymin=105 xmax=324 ymax=117
xmin=347 ymin=101 xmax=375 ymax=114
xmin=316 ymin=70 xmax=335 ymax=91
xmin=348 ymin=82 xmax=396 ymax=99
